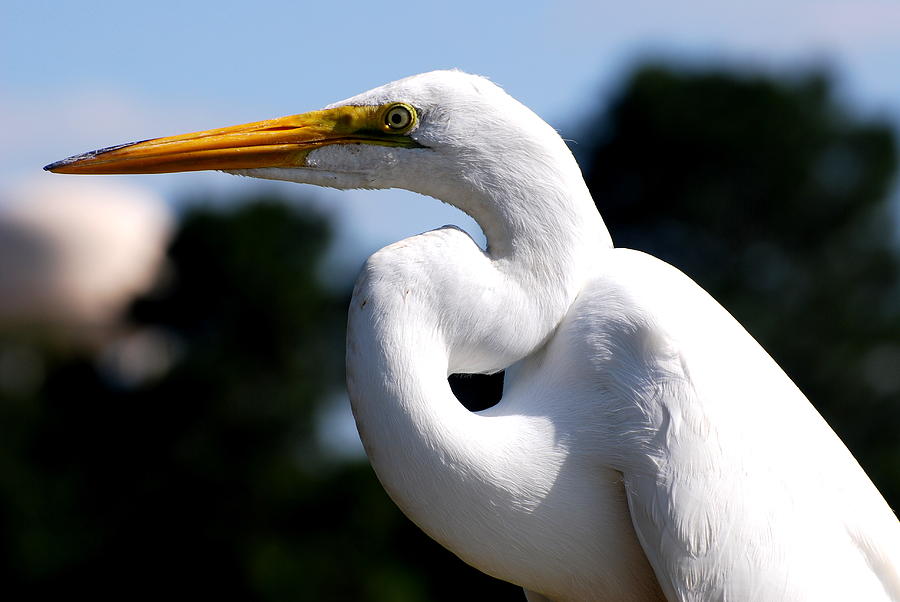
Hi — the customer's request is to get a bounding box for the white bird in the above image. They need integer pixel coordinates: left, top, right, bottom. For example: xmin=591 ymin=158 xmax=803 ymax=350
xmin=46 ymin=71 xmax=900 ymax=601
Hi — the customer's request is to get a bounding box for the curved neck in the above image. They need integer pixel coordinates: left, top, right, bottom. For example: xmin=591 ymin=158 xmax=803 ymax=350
xmin=349 ymin=118 xmax=614 ymax=382
xmin=345 ymin=253 xmax=659 ymax=599
xmin=344 ymin=141 xmax=656 ymax=596
xmin=411 ymin=128 xmax=612 ymax=337
xmin=346 ymin=280 xmax=567 ymax=584
xmin=425 ymin=136 xmax=610 ymax=258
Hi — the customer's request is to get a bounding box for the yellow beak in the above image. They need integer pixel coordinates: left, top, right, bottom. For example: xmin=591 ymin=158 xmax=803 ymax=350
xmin=44 ymin=105 xmax=420 ymax=175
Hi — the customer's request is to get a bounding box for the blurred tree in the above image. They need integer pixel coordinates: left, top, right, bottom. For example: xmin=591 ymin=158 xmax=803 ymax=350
xmin=0 ymin=197 xmax=521 ymax=600
xmin=578 ymin=65 xmax=900 ymax=508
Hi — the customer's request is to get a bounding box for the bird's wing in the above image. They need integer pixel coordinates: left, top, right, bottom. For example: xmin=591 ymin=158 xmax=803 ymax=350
xmin=578 ymin=250 xmax=900 ymax=601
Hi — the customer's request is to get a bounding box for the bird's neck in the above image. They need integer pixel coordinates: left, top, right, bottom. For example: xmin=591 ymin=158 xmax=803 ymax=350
xmin=439 ymin=138 xmax=611 ymax=257
xmin=483 ymin=173 xmax=610 ymax=263
xmin=488 ymin=176 xmax=609 ymax=323
xmin=415 ymin=140 xmax=612 ymax=360
xmin=345 ymin=150 xmax=625 ymax=593
xmin=346 ymin=270 xmax=569 ymax=586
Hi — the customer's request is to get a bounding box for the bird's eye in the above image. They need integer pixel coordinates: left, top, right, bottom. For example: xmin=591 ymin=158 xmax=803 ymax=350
xmin=384 ymin=104 xmax=415 ymax=132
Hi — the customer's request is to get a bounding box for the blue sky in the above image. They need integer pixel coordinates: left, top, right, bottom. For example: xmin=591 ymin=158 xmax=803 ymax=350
xmin=3 ymin=0 xmax=900 ymax=278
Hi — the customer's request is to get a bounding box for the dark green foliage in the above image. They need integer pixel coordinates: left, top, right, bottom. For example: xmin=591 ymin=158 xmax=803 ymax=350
xmin=0 ymin=198 xmax=521 ymax=600
xmin=579 ymin=65 xmax=900 ymax=507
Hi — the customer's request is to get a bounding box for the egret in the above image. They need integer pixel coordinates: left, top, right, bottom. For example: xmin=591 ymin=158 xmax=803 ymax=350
xmin=46 ymin=71 xmax=900 ymax=601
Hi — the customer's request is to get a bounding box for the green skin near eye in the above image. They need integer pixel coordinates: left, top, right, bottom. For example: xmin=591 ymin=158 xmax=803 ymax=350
xmin=341 ymin=104 xmax=420 ymax=148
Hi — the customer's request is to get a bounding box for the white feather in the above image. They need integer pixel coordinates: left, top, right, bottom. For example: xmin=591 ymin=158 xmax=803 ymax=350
xmin=235 ymin=71 xmax=900 ymax=601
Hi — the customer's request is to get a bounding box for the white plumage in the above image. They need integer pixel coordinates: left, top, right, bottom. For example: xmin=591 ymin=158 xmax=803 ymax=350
xmin=47 ymin=70 xmax=900 ymax=601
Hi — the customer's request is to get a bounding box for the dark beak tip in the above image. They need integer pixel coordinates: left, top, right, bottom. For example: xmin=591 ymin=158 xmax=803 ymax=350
xmin=43 ymin=140 xmax=150 ymax=174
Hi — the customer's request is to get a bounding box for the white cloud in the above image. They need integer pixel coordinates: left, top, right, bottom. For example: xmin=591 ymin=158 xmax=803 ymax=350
xmin=0 ymin=178 xmax=173 ymax=337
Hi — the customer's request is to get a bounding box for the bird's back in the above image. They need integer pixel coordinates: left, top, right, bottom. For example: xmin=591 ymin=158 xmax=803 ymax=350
xmin=506 ymin=248 xmax=900 ymax=601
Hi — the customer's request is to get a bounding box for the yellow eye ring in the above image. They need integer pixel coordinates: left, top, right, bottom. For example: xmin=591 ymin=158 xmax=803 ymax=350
xmin=383 ymin=103 xmax=416 ymax=132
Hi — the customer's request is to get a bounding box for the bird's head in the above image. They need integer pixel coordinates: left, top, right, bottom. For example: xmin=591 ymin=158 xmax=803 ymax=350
xmin=45 ymin=71 xmax=579 ymax=215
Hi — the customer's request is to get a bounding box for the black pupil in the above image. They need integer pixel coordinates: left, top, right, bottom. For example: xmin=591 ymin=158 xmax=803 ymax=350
xmin=391 ymin=110 xmax=405 ymax=125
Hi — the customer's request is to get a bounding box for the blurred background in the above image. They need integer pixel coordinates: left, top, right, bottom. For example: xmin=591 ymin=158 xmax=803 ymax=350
xmin=2 ymin=1 xmax=899 ymax=600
